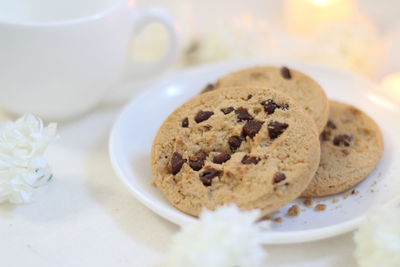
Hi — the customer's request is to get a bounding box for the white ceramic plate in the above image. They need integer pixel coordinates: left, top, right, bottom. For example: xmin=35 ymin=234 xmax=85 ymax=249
xmin=109 ymin=60 xmax=400 ymax=244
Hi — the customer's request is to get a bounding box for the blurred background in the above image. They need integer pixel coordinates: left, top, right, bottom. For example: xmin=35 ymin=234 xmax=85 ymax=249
xmin=132 ymin=0 xmax=400 ymax=97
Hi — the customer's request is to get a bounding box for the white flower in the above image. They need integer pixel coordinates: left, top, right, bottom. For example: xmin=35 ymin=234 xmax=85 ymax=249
xmin=167 ymin=205 xmax=270 ymax=267
xmin=354 ymin=200 xmax=400 ymax=267
xmin=0 ymin=114 xmax=57 ymax=204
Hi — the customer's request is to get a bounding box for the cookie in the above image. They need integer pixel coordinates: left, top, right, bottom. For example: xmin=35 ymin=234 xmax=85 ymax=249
xmin=151 ymin=86 xmax=321 ymax=217
xmin=301 ymin=101 xmax=384 ymax=197
xmin=211 ymin=66 xmax=329 ymax=133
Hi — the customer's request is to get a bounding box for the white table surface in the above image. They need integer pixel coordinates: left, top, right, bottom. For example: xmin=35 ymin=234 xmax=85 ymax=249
xmin=0 ymin=73 xmax=358 ymax=267
xmin=1 ymin=0 xmax=399 ymax=264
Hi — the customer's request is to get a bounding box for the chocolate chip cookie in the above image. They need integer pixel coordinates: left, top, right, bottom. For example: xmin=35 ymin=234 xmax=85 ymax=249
xmin=301 ymin=101 xmax=384 ymax=197
xmin=151 ymin=87 xmax=321 ymax=217
xmin=210 ymin=66 xmax=329 ymax=133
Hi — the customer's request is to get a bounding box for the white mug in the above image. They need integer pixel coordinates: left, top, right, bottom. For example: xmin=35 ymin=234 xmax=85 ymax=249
xmin=0 ymin=0 xmax=178 ymax=119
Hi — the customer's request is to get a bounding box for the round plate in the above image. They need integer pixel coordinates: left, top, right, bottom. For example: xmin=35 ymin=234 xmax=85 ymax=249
xmin=109 ymin=60 xmax=400 ymax=244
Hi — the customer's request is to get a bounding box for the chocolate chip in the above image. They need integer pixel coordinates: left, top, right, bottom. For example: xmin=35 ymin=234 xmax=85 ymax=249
xmin=281 ymin=66 xmax=292 ymax=79
xmin=241 ymin=155 xmax=261 ymax=165
xmin=261 ymin=99 xmax=279 ymax=114
xmin=221 ymin=106 xmax=234 ymax=115
xmin=212 ymin=153 xmax=231 ymax=164
xmin=320 ymin=130 xmax=331 ymax=141
xmin=181 ymin=117 xmax=189 ymax=128
xmin=171 ymin=152 xmax=186 ymax=175
xmin=273 ymin=172 xmax=286 ymax=184
xmin=199 ymin=168 xmax=220 ymax=186
xmin=281 ymin=103 xmax=289 ymax=110
xmin=327 ymin=120 xmax=337 ymax=129
xmin=235 ymin=108 xmax=253 ymax=122
xmin=268 ymin=121 xmax=289 ymax=139
xmin=201 ymin=83 xmax=215 ymax=94
xmin=333 ymin=134 xmax=352 ymax=147
xmin=247 ymin=94 xmax=253 ymax=100
xmin=189 ymin=151 xmax=207 ymax=171
xmin=195 ymin=110 xmax=214 ymax=123
xmin=228 ymin=136 xmax=243 ymax=152
xmin=242 ymin=120 xmax=264 ymax=139
xmin=261 ymin=99 xmax=289 ymax=114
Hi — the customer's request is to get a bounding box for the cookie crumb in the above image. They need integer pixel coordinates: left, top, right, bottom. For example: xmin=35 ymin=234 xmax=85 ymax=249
xmin=258 ymin=215 xmax=272 ymax=221
xmin=315 ymin=204 xmax=327 ymax=211
xmin=369 ymin=189 xmax=375 ymax=193
xmin=201 ymin=83 xmax=215 ymax=93
xmin=273 ymin=217 xmax=283 ymax=223
xmin=303 ymin=198 xmax=313 ymax=207
xmin=332 ymin=198 xmax=339 ymax=204
xmin=287 ymin=205 xmax=300 ymax=217
xmin=351 ymin=189 xmax=359 ymax=195
xmin=342 ymin=191 xmax=351 ymax=199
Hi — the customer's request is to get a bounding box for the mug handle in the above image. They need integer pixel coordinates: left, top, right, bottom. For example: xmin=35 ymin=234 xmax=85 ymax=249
xmin=127 ymin=8 xmax=179 ymax=78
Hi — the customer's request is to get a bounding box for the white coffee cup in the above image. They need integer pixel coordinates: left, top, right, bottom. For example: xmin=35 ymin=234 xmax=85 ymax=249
xmin=0 ymin=0 xmax=178 ymax=119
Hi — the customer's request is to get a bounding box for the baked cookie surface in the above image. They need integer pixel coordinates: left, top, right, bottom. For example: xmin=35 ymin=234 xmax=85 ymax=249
xmin=213 ymin=66 xmax=329 ymax=133
xmin=151 ymin=87 xmax=320 ymax=217
xmin=302 ymin=101 xmax=384 ymax=197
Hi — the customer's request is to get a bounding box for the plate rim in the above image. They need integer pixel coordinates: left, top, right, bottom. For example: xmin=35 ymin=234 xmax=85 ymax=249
xmin=108 ymin=59 xmax=397 ymax=244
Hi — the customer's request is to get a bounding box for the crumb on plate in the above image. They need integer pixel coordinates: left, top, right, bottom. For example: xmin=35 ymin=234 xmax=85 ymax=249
xmin=303 ymin=198 xmax=313 ymax=207
xmin=315 ymin=204 xmax=327 ymax=211
xmin=287 ymin=205 xmax=300 ymax=217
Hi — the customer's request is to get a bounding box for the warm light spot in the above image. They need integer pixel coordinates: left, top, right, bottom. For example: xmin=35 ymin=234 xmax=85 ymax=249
xmin=382 ymin=73 xmax=400 ymax=96
xmin=311 ymin=0 xmax=332 ymax=6
xmin=284 ymin=0 xmax=358 ymax=36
